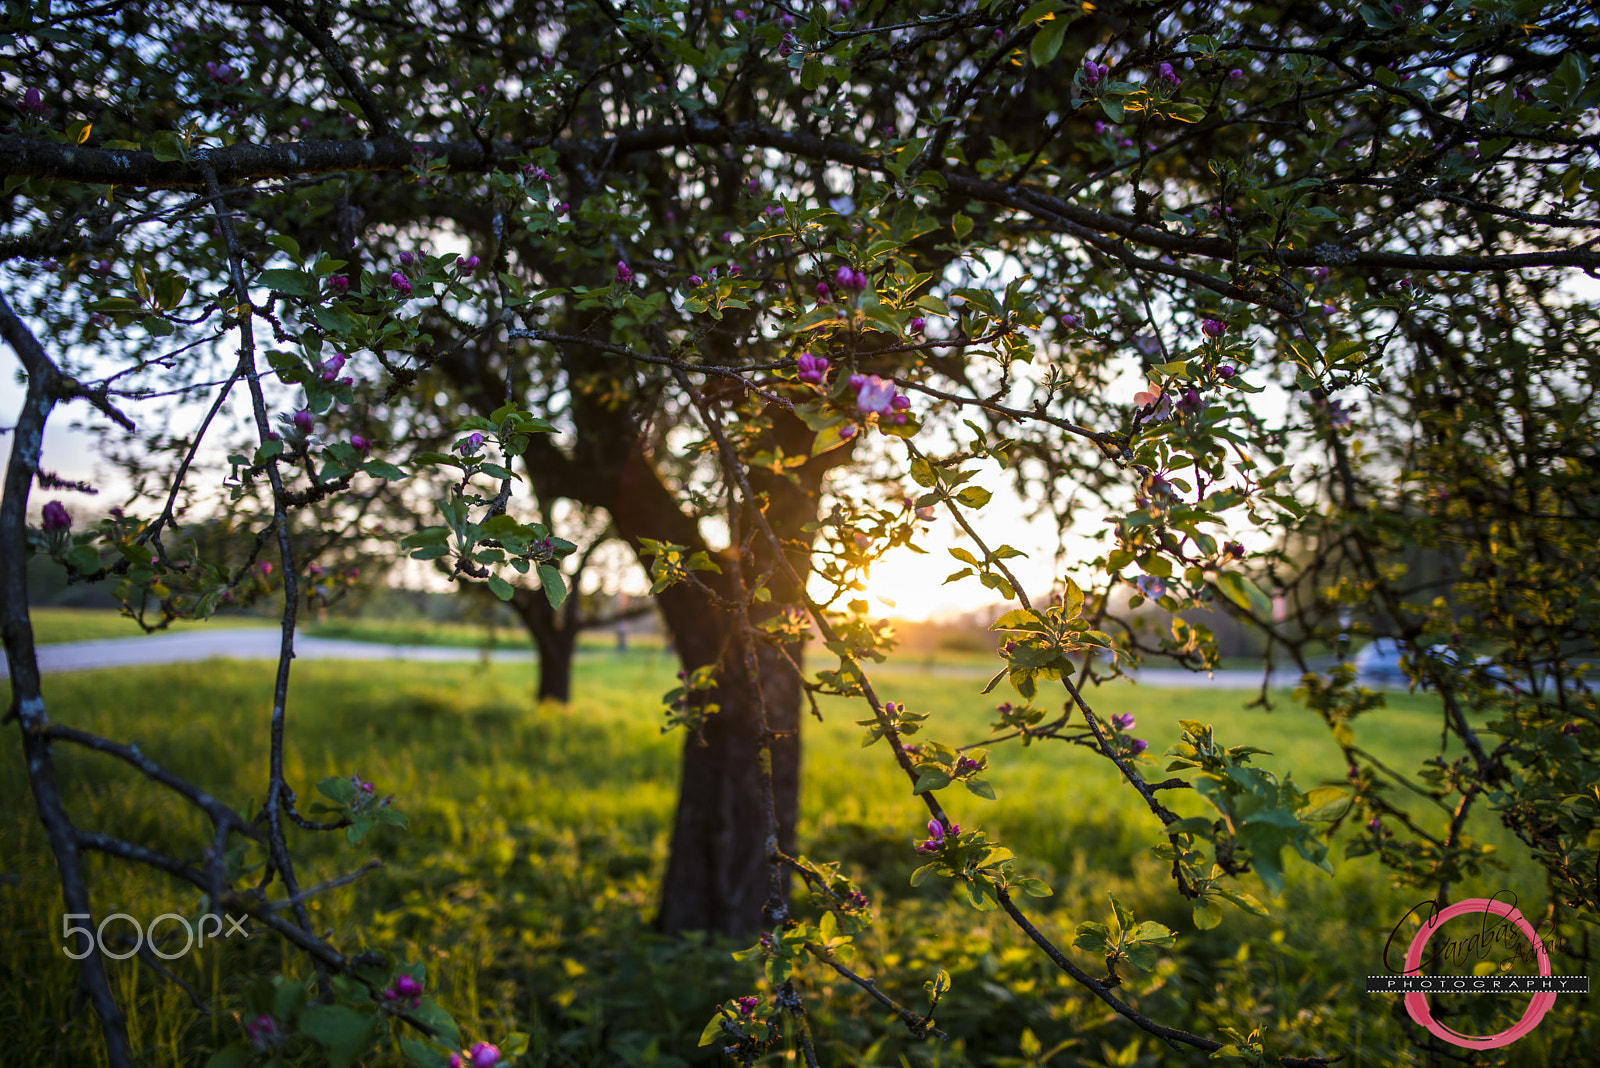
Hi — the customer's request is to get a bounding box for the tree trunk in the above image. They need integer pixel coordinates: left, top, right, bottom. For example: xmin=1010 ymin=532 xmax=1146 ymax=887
xmin=509 ymin=587 xmax=577 ymax=705
xmin=610 ymin=431 xmax=819 ymax=936
xmin=655 ymin=590 xmax=802 ymax=936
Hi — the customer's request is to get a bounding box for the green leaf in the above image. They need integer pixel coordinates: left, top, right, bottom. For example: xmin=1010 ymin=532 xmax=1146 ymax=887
xmin=956 ymin=485 xmax=992 ymax=508
xmin=204 ymin=1045 xmax=254 ymax=1068
xmin=257 ymin=269 xmax=315 ymax=298
xmin=362 ymin=460 xmax=407 ymax=480
xmin=699 ymin=1013 xmax=730 ymax=1047
xmin=486 ymin=574 xmax=515 ymax=601
xmin=299 ymin=1004 xmax=380 ymax=1068
xmin=1193 ymin=898 xmax=1224 ymax=930
xmin=909 ymin=456 xmax=937 ymax=487
xmin=1018 ymin=0 xmax=1064 ymax=25
xmin=964 ymin=775 xmax=997 ymax=800
xmin=539 ymin=563 xmax=567 ymax=610
xmin=951 ymin=213 xmax=974 ymax=240
xmin=1213 ymin=571 xmax=1272 ymax=617
xmin=1215 ymin=886 xmax=1270 ymax=916
xmin=316 ymin=776 xmax=356 ymax=804
xmin=1030 ymin=17 xmax=1069 ymax=67
xmin=65 ymin=545 xmax=102 ymax=574
xmin=801 ymin=58 xmax=824 ymax=90
xmin=150 ymin=129 xmax=185 ymax=162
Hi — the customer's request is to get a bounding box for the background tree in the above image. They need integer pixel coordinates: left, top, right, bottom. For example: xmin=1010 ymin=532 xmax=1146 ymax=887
xmin=3 ymin=0 xmax=1598 ymax=1065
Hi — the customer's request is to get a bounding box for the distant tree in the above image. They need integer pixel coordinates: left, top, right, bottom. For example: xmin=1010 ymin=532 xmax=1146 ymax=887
xmin=3 ymin=1 xmax=1597 ymax=1066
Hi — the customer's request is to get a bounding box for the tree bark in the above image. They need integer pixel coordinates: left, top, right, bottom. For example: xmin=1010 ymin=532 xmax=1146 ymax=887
xmin=508 ymin=586 xmax=578 ymax=704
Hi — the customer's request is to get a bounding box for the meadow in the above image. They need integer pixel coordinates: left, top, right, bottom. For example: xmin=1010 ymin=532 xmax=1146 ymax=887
xmin=1 ymin=640 xmax=1585 ymax=1067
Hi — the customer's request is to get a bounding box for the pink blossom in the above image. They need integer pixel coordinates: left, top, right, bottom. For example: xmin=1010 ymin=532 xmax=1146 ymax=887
xmin=916 ymin=505 xmax=935 ymax=521
xmin=390 ymin=272 xmax=412 ymax=297
xmin=853 ymin=374 xmax=898 ymax=415
xmin=616 ymin=261 xmax=633 ymax=283
xmin=1229 ymin=68 xmax=1245 ymax=81
xmin=459 ymin=432 xmax=485 ymax=455
xmin=20 ymin=88 xmax=45 ymax=115
xmin=244 ymin=1014 xmax=276 ymax=1050
xmin=1135 ymin=575 xmax=1166 ymax=599
xmin=1083 ymin=59 xmax=1107 ymax=85
xmin=41 ymin=500 xmax=71 ymax=531
xmin=736 ymin=995 xmax=758 ymax=1014
xmin=1112 ymin=713 xmax=1136 ymax=730
xmin=206 ymin=61 xmax=239 ymax=85
xmin=1201 ymin=318 xmax=1227 ymax=338
xmin=457 ymin=255 xmax=481 ymax=272
xmin=796 ymin=352 xmax=829 ymax=384
xmin=1158 ymin=62 xmax=1181 ymax=86
xmin=327 ymin=275 xmax=349 ymax=296
xmin=469 ymin=1043 xmax=500 ymax=1068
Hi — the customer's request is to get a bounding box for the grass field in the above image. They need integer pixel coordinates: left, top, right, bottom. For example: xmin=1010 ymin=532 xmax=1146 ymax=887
xmin=1 ymin=648 xmax=1584 ymax=1067
xmin=26 ymin=607 xmax=274 ymax=645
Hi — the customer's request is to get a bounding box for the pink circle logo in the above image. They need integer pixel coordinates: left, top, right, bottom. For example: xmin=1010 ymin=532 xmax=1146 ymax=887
xmin=1402 ymin=897 xmax=1556 ymax=1049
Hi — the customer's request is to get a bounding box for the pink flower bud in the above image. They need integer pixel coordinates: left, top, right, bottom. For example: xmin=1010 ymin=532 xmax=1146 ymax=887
xmin=469 ymin=1043 xmax=500 ymax=1068
xmin=390 ymin=272 xmax=412 ymax=296
xmin=910 ymin=317 xmax=926 ymax=334
xmin=327 ymin=275 xmax=349 ymax=296
xmin=320 ymin=353 xmax=347 ymax=382
xmin=21 ymin=88 xmax=45 ymax=114
xmin=616 ymin=261 xmax=633 ymax=283
xmin=687 ymin=275 xmax=702 ymax=287
xmin=1229 ymin=68 xmax=1245 ymax=81
xmin=350 ymin=434 xmax=371 ymax=452
xmin=926 ymin=819 xmax=944 ymax=840
xmin=398 ymin=250 xmax=415 ymax=266
xmin=41 ymin=500 xmax=71 ymax=531
xmin=1201 ymin=318 xmax=1227 ymax=338
xmin=458 ymin=255 xmax=481 ymax=272
xmin=815 ymin=281 xmax=830 ymax=299
xmin=292 ymin=410 xmax=314 ymax=435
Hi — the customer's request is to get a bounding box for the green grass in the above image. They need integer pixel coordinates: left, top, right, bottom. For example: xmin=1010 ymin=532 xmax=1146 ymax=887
xmin=1 ymin=651 xmax=1585 ymax=1067
xmin=27 ymin=607 xmax=273 ymax=645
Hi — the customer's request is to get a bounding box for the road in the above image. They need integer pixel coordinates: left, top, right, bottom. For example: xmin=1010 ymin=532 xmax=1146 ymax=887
xmin=2 ymin=629 xmax=1310 ymax=688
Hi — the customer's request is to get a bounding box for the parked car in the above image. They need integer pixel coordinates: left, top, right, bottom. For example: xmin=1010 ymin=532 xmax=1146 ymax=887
xmin=1354 ymin=638 xmax=1408 ymax=685
xmin=1354 ymin=639 xmax=1512 ymax=690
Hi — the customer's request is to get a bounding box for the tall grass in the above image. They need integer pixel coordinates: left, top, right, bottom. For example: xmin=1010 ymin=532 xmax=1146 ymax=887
xmin=1 ymin=650 xmax=1582 ymax=1066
